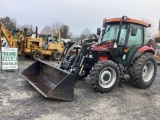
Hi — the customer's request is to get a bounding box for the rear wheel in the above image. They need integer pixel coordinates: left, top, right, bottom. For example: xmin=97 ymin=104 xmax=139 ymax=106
xmin=90 ymin=60 xmax=119 ymax=93
xmin=51 ymin=51 xmax=61 ymax=61
xmin=130 ymin=52 xmax=157 ymax=88
xmin=32 ymin=51 xmax=43 ymax=61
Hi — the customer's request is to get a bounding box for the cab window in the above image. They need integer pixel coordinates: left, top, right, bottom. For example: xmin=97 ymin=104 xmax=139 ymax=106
xmin=127 ymin=24 xmax=143 ymax=46
xmin=102 ymin=24 xmax=127 ymax=44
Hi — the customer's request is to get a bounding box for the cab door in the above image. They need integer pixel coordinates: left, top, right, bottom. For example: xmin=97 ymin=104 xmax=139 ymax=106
xmin=122 ymin=24 xmax=144 ymax=66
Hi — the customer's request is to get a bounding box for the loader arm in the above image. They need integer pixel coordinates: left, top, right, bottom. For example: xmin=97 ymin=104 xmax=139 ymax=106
xmin=60 ymin=37 xmax=98 ymax=78
xmin=0 ymin=20 xmax=17 ymax=47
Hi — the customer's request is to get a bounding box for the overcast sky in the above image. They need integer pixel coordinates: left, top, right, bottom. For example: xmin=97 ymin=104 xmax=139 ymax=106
xmin=0 ymin=0 xmax=160 ymax=36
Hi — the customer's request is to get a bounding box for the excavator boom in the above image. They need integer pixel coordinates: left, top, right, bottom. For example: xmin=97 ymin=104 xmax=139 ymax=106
xmin=0 ymin=20 xmax=17 ymax=47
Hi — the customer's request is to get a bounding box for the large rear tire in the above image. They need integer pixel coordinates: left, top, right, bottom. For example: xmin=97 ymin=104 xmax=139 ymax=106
xmin=90 ymin=60 xmax=119 ymax=93
xmin=130 ymin=52 xmax=157 ymax=88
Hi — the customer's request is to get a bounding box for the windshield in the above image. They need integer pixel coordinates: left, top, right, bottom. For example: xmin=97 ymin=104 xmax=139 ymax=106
xmin=102 ymin=24 xmax=128 ymax=45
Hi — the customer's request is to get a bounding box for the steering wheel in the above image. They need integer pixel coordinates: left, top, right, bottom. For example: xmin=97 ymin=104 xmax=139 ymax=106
xmin=81 ymin=34 xmax=98 ymax=44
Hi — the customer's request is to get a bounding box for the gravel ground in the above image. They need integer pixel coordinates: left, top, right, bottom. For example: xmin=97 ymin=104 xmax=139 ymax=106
xmin=0 ymin=56 xmax=160 ymax=120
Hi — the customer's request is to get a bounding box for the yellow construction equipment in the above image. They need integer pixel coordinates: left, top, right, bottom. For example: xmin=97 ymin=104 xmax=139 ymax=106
xmin=154 ymin=20 xmax=160 ymax=63
xmin=43 ymin=29 xmax=64 ymax=61
xmin=0 ymin=21 xmax=17 ymax=47
xmin=0 ymin=21 xmax=64 ymax=61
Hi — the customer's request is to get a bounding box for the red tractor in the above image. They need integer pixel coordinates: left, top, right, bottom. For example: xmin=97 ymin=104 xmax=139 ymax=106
xmin=23 ymin=16 xmax=157 ymax=101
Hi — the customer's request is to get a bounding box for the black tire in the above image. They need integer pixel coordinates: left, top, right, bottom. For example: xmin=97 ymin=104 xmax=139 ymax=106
xmin=90 ymin=60 xmax=119 ymax=93
xmin=130 ymin=52 xmax=157 ymax=88
xmin=51 ymin=51 xmax=61 ymax=61
xmin=32 ymin=51 xmax=43 ymax=61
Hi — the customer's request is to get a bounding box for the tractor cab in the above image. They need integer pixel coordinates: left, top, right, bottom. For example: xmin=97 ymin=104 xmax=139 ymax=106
xmin=92 ymin=17 xmax=153 ymax=66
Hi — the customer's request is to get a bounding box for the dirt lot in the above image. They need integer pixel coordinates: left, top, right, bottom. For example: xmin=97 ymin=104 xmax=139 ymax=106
xmin=0 ymin=56 xmax=160 ymax=120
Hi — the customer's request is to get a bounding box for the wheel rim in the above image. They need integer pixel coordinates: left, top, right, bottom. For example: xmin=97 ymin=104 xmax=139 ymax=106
xmin=56 ymin=53 xmax=60 ymax=59
xmin=99 ymin=67 xmax=116 ymax=88
xmin=142 ymin=61 xmax=154 ymax=82
xmin=36 ymin=54 xmax=40 ymax=58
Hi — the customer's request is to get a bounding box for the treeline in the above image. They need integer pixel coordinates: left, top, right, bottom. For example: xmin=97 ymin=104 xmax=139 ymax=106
xmin=1 ymin=16 xmax=92 ymax=41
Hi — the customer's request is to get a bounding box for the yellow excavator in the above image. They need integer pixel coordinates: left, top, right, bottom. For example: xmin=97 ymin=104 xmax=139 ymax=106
xmin=0 ymin=20 xmax=64 ymax=61
xmin=154 ymin=20 xmax=160 ymax=63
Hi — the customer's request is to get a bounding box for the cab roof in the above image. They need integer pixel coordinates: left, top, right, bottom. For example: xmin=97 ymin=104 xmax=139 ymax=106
xmin=104 ymin=18 xmax=148 ymax=27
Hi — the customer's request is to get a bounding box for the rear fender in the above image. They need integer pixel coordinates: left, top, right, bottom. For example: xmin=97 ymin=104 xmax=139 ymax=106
xmin=137 ymin=46 xmax=155 ymax=54
xmin=131 ymin=46 xmax=155 ymax=64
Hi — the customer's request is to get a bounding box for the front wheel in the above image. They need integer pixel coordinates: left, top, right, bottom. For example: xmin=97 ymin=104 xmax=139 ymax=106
xmin=31 ymin=51 xmax=43 ymax=61
xmin=90 ymin=60 xmax=119 ymax=93
xmin=130 ymin=52 xmax=157 ymax=88
xmin=51 ymin=51 xmax=61 ymax=61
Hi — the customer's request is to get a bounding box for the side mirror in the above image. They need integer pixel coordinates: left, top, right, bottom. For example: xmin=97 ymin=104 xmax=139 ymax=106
xmin=148 ymin=24 xmax=151 ymax=27
xmin=131 ymin=27 xmax=137 ymax=36
xmin=97 ymin=28 xmax=101 ymax=36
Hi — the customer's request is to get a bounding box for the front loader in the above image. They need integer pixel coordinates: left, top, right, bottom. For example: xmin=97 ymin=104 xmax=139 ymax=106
xmin=22 ymin=16 xmax=157 ymax=101
xmin=22 ymin=38 xmax=98 ymax=101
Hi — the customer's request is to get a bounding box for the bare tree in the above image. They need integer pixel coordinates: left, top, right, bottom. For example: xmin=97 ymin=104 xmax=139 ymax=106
xmin=1 ymin=16 xmax=16 ymax=30
xmin=79 ymin=28 xmax=91 ymax=40
xmin=41 ymin=25 xmax=52 ymax=35
xmin=17 ymin=24 xmax=33 ymax=34
xmin=51 ymin=23 xmax=62 ymax=29
xmin=141 ymin=18 xmax=155 ymax=39
xmin=51 ymin=23 xmax=71 ymax=39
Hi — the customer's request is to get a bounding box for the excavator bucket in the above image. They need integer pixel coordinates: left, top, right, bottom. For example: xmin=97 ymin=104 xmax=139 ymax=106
xmin=22 ymin=60 xmax=75 ymax=101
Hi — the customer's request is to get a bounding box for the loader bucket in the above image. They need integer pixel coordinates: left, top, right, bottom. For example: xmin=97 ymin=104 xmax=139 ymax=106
xmin=22 ymin=60 xmax=75 ymax=101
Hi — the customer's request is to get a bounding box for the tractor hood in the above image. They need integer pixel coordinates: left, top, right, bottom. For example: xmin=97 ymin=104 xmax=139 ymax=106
xmin=91 ymin=40 xmax=116 ymax=51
